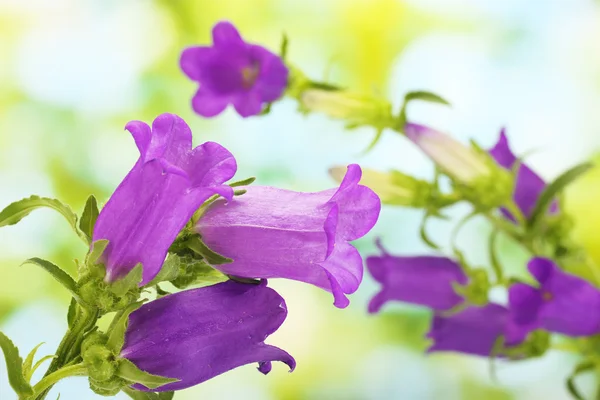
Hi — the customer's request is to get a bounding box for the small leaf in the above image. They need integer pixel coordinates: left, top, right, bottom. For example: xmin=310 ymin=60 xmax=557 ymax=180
xmin=0 ymin=331 xmax=34 ymax=396
xmin=87 ymin=239 xmax=109 ymax=266
xmin=0 ymin=195 xmax=87 ymax=243
xmin=22 ymin=258 xmax=82 ymax=303
xmin=398 ymin=90 xmax=451 ymax=129
xmin=229 ymin=176 xmax=256 ymax=187
xmin=280 ymin=32 xmax=289 ymax=60
xmin=27 ymin=355 xmax=56 ymax=382
xmin=107 ymin=302 xmax=144 ymax=353
xmin=109 ymin=264 xmax=143 ymax=297
xmin=185 ymin=236 xmax=233 ymax=265
xmin=79 ymin=195 xmax=99 ymax=243
xmin=527 ymin=162 xmax=594 ymax=230
xmin=123 ymin=387 xmax=175 ymax=400
xmin=566 ymin=359 xmax=595 ymax=400
xmin=117 ymin=359 xmax=179 ymax=389
xmin=22 ymin=342 xmax=44 ymax=381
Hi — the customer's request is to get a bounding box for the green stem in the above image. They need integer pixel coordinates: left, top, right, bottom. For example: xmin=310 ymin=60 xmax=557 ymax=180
xmin=29 ymin=364 xmax=87 ymax=398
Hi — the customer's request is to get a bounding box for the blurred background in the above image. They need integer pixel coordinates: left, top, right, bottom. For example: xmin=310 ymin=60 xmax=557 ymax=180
xmin=2 ymin=0 xmax=600 ymax=399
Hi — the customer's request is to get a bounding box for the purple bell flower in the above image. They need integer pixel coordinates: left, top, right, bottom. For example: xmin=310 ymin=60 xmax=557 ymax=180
xmin=427 ymin=304 xmax=527 ymax=356
xmin=509 ymin=257 xmax=600 ymax=337
xmin=93 ymin=113 xmax=237 ymax=285
xmin=488 ymin=129 xmax=557 ymax=220
xmin=180 ymin=21 xmax=288 ymax=118
xmin=367 ymin=240 xmax=467 ymax=313
xmin=121 ymin=280 xmax=295 ymax=392
xmin=195 ymin=164 xmax=381 ymax=308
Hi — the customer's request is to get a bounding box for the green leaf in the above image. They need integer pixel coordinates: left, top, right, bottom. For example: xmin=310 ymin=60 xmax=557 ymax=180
xmin=566 ymin=359 xmax=595 ymax=400
xmin=229 ymin=176 xmax=256 ymax=187
xmin=185 ymin=236 xmax=233 ymax=265
xmin=79 ymin=195 xmax=99 ymax=243
xmin=27 ymin=355 xmax=56 ymax=382
xmin=0 ymin=195 xmax=87 ymax=243
xmin=419 ymin=212 xmax=440 ymax=250
xmin=123 ymin=387 xmax=175 ymax=400
xmin=280 ymin=32 xmax=289 ymax=60
xmin=0 ymin=331 xmax=34 ymax=396
xmin=117 ymin=359 xmax=178 ymax=389
xmin=22 ymin=342 xmax=44 ymax=381
xmin=106 ymin=302 xmax=143 ymax=353
xmin=527 ymin=162 xmax=594 ymax=230
xmin=22 ymin=258 xmax=82 ymax=303
xmin=109 ymin=263 xmax=143 ymax=297
xmin=398 ymin=90 xmax=451 ymax=129
xmin=87 ymin=239 xmax=109 ymax=266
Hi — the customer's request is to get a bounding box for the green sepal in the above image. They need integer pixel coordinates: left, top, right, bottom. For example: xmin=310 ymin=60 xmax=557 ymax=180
xmin=170 ymin=254 xmax=228 ymax=289
xmin=117 ymin=359 xmax=179 ymax=389
xmin=488 ymin=229 xmax=504 ymax=285
xmin=79 ymin=195 xmax=99 ymax=243
xmin=362 ymin=128 xmax=384 ymax=154
xmin=86 ymin=239 xmax=109 ymax=268
xmin=22 ymin=342 xmax=49 ymax=382
xmin=27 ymin=355 xmax=56 ymax=382
xmin=123 ymin=387 xmax=175 ymax=400
xmin=109 ymin=263 xmax=143 ymax=297
xmin=0 ymin=331 xmax=34 ymax=396
xmin=279 ymin=32 xmax=289 ymax=61
xmin=453 ymin=269 xmax=489 ymax=306
xmin=67 ymin=298 xmax=78 ymax=327
xmin=234 ymin=189 xmax=247 ymax=196
xmin=185 ymin=236 xmax=233 ymax=265
xmin=527 ymin=162 xmax=594 ymax=230
xmin=566 ymin=359 xmax=595 ymax=400
xmin=0 ymin=195 xmax=87 ymax=243
xmin=145 ymin=255 xmax=181 ymax=287
xmin=229 ymin=176 xmax=256 ymax=187
xmin=22 ymin=258 xmax=83 ymax=303
xmin=397 ymin=90 xmax=451 ymax=129
xmin=106 ymin=302 xmax=144 ymax=354
xmin=419 ymin=212 xmax=441 ymax=250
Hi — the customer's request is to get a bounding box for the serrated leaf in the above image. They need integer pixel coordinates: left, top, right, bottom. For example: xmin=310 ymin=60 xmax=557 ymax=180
xmin=117 ymin=359 xmax=178 ymax=389
xmin=109 ymin=263 xmax=143 ymax=297
xmin=0 ymin=331 xmax=34 ymax=396
xmin=0 ymin=195 xmax=87 ymax=243
xmin=22 ymin=258 xmax=82 ymax=303
xmin=79 ymin=195 xmax=99 ymax=243
xmin=107 ymin=302 xmax=143 ymax=353
xmin=185 ymin=236 xmax=232 ymax=265
xmin=527 ymin=162 xmax=593 ymax=230
xmin=123 ymin=387 xmax=175 ymax=400
xmin=22 ymin=342 xmax=44 ymax=381
xmin=229 ymin=176 xmax=256 ymax=187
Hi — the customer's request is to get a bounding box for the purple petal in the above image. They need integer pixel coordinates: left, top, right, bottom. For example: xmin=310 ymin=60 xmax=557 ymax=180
xmin=93 ymin=114 xmax=237 ymax=284
xmin=250 ymin=45 xmax=289 ymax=102
xmin=122 ymin=281 xmax=295 ymax=392
xmin=196 ymin=164 xmax=380 ymax=308
xmin=232 ymin=91 xmax=263 ymax=118
xmin=179 ymin=46 xmax=213 ymax=81
xmin=125 ymin=120 xmax=152 ymax=157
xmin=191 ymin=88 xmax=229 ymax=117
xmin=212 ymin=21 xmax=244 ymax=48
xmin=507 ymin=282 xmax=543 ymax=341
xmin=427 ymin=304 xmax=520 ymax=356
xmin=367 ymin=245 xmax=466 ymax=313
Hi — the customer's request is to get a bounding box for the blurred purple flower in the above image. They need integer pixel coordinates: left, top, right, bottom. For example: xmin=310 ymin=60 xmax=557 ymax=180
xmin=509 ymin=257 xmax=600 ymax=337
xmin=196 ymin=164 xmax=381 ymax=308
xmin=427 ymin=304 xmax=527 ymax=356
xmin=93 ymin=113 xmax=237 ymax=285
xmin=180 ymin=21 xmax=288 ymax=118
xmin=122 ymin=280 xmax=295 ymax=392
xmin=367 ymin=240 xmax=467 ymax=313
xmin=489 ymin=129 xmax=557 ymax=220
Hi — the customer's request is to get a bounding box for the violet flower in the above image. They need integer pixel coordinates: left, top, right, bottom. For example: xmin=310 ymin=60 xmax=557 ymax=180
xmin=195 ymin=164 xmax=381 ymax=308
xmin=121 ymin=280 xmax=295 ymax=392
xmin=489 ymin=129 xmax=557 ymax=220
xmin=180 ymin=21 xmax=288 ymax=118
xmin=509 ymin=257 xmax=600 ymax=337
xmin=93 ymin=113 xmax=237 ymax=285
xmin=367 ymin=241 xmax=467 ymax=313
xmin=427 ymin=304 xmax=527 ymax=356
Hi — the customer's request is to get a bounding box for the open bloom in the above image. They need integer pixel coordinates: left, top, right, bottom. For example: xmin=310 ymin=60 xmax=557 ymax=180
xmin=367 ymin=241 xmax=466 ymax=313
xmin=196 ymin=164 xmax=381 ymax=308
xmin=427 ymin=304 xmax=527 ymax=356
xmin=509 ymin=257 xmax=600 ymax=337
xmin=180 ymin=21 xmax=288 ymax=118
xmin=121 ymin=280 xmax=295 ymax=392
xmin=489 ymin=129 xmax=557 ymax=220
xmin=404 ymin=123 xmax=492 ymax=184
xmin=93 ymin=113 xmax=237 ymax=285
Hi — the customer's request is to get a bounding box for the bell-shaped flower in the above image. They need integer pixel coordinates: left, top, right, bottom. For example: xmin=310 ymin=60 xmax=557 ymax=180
xmin=180 ymin=21 xmax=288 ymax=118
xmin=195 ymin=164 xmax=381 ymax=308
xmin=367 ymin=241 xmax=467 ymax=313
xmin=488 ymin=129 xmax=557 ymax=221
xmin=508 ymin=257 xmax=600 ymax=337
xmin=426 ymin=304 xmax=528 ymax=356
xmin=121 ymin=280 xmax=295 ymax=392
xmin=93 ymin=113 xmax=237 ymax=285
